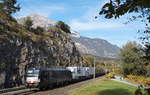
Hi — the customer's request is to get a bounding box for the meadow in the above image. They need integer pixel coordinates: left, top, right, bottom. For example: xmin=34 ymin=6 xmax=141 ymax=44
xmin=69 ymin=79 xmax=137 ymax=95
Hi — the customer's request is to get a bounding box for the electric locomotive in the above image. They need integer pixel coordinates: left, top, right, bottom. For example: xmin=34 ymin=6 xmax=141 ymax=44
xmin=26 ymin=68 xmax=72 ymax=90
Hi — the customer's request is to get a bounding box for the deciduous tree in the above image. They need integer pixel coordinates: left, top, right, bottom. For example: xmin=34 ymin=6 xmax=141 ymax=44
xmin=119 ymin=42 xmax=146 ymax=76
xmin=98 ymin=0 xmax=150 ymax=44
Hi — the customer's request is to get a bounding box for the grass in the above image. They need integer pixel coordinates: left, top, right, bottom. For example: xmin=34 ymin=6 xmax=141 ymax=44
xmin=68 ymin=79 xmax=137 ymax=95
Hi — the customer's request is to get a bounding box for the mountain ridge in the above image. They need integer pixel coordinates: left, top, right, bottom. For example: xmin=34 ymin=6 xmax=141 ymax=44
xmin=72 ymin=36 xmax=120 ymax=58
xmin=17 ymin=14 xmax=120 ymax=58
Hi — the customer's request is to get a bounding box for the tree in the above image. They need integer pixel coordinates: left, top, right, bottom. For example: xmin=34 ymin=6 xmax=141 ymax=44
xmin=143 ymin=45 xmax=150 ymax=77
xmin=83 ymin=56 xmax=94 ymax=67
xmin=99 ymin=0 xmax=150 ymax=76
xmin=98 ymin=0 xmax=150 ymax=44
xmin=35 ymin=26 xmax=45 ymax=35
xmin=24 ymin=17 xmax=33 ymax=31
xmin=56 ymin=21 xmax=71 ymax=33
xmin=99 ymin=0 xmax=150 ymax=21
xmin=0 ymin=0 xmax=20 ymax=15
xmin=119 ymin=42 xmax=146 ymax=76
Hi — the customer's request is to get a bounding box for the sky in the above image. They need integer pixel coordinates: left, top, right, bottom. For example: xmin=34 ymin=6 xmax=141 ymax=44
xmin=14 ymin=0 xmax=146 ymax=47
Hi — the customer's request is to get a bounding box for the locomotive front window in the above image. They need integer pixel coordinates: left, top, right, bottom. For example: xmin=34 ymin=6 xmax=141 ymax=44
xmin=27 ymin=70 xmax=39 ymax=77
xmin=27 ymin=74 xmax=38 ymax=77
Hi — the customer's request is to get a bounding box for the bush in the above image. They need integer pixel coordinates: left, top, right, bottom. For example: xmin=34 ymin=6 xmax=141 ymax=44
xmin=56 ymin=21 xmax=71 ymax=33
xmin=24 ymin=17 xmax=33 ymax=31
xmin=106 ymin=72 xmax=116 ymax=79
xmin=34 ymin=26 xmax=45 ymax=35
xmin=16 ymin=31 xmax=29 ymax=38
xmin=127 ymin=75 xmax=150 ymax=86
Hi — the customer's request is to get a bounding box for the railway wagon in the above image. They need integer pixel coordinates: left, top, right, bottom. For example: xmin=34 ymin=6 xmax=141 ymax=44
xmin=26 ymin=68 xmax=72 ymax=90
xmin=66 ymin=67 xmax=88 ymax=80
xmin=66 ymin=67 xmax=95 ymax=80
xmin=95 ymin=68 xmax=105 ymax=77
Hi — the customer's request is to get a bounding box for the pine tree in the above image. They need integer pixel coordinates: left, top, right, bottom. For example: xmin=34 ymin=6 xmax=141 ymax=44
xmin=56 ymin=21 xmax=71 ymax=33
xmin=0 ymin=0 xmax=20 ymax=15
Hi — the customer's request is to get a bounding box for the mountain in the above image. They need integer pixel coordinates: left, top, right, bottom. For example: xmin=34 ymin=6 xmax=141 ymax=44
xmin=72 ymin=36 xmax=120 ymax=58
xmin=18 ymin=14 xmax=120 ymax=58
xmin=17 ymin=14 xmax=56 ymax=28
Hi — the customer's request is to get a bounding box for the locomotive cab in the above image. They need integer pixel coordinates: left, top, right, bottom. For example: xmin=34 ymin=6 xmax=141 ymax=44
xmin=26 ymin=68 xmax=40 ymax=88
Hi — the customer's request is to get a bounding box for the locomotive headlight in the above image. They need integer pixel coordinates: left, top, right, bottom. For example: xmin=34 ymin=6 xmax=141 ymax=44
xmin=38 ymin=79 xmax=40 ymax=82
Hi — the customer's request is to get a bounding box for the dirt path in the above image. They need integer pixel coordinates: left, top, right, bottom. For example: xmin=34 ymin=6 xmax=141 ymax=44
xmin=30 ymin=76 xmax=104 ymax=95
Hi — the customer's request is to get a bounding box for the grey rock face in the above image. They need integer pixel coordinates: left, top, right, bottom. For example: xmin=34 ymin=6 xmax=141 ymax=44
xmin=72 ymin=36 xmax=120 ymax=58
xmin=0 ymin=30 xmax=82 ymax=88
xmin=0 ymin=13 xmax=83 ymax=88
xmin=17 ymin=14 xmax=56 ymax=28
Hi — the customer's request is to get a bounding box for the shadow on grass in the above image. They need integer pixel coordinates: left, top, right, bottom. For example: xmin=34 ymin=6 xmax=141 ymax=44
xmin=97 ymin=88 xmax=134 ymax=95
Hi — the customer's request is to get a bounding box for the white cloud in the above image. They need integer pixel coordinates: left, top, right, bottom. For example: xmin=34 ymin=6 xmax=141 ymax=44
xmin=70 ymin=19 xmax=124 ymax=31
xmin=15 ymin=5 xmax=66 ymax=18
xmin=69 ymin=0 xmax=124 ymax=31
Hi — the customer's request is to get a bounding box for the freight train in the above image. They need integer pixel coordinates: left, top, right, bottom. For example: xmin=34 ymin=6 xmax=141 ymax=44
xmin=25 ymin=67 xmax=105 ymax=90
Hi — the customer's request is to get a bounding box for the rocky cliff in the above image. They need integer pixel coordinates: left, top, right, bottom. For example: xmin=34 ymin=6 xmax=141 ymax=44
xmin=18 ymin=14 xmax=120 ymax=58
xmin=0 ymin=11 xmax=82 ymax=88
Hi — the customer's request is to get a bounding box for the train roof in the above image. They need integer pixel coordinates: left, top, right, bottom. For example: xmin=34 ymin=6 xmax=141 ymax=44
xmin=28 ymin=68 xmax=70 ymax=71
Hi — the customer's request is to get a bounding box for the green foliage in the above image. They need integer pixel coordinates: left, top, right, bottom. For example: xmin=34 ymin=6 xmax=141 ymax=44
xmin=146 ymin=64 xmax=150 ymax=77
xmin=83 ymin=56 xmax=94 ymax=67
xmin=120 ymin=42 xmax=142 ymax=64
xmin=48 ymin=26 xmax=60 ymax=32
xmin=0 ymin=8 xmax=18 ymax=31
xmin=99 ymin=0 xmax=150 ymax=21
xmin=56 ymin=21 xmax=71 ymax=33
xmin=99 ymin=0 xmax=150 ymax=64
xmin=119 ymin=42 xmax=147 ymax=76
xmin=106 ymin=72 xmax=116 ymax=78
xmin=0 ymin=0 xmax=20 ymax=15
xmin=34 ymin=26 xmax=45 ymax=35
xmin=24 ymin=17 xmax=33 ymax=31
xmin=0 ymin=0 xmax=67 ymax=43
xmin=16 ymin=31 xmax=29 ymax=38
xmin=143 ymin=45 xmax=150 ymax=61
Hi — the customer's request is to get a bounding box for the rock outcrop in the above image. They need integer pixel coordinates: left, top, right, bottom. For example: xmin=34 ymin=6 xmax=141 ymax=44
xmin=18 ymin=14 xmax=120 ymax=58
xmin=0 ymin=11 xmax=82 ymax=88
xmin=17 ymin=14 xmax=56 ymax=28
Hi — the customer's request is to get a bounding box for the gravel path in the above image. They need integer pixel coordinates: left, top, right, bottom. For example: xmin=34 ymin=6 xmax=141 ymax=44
xmin=111 ymin=78 xmax=138 ymax=87
xmin=30 ymin=76 xmax=104 ymax=95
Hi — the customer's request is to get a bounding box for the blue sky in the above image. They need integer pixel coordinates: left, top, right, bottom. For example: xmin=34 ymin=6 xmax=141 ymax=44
xmin=14 ymin=0 xmax=145 ymax=47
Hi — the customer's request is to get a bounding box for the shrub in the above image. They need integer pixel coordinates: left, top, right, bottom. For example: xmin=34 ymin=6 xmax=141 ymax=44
xmin=24 ymin=17 xmax=33 ymax=31
xmin=56 ymin=21 xmax=71 ymax=33
xmin=106 ymin=72 xmax=116 ymax=79
xmin=34 ymin=26 xmax=45 ymax=35
xmin=16 ymin=31 xmax=29 ymax=38
xmin=127 ymin=75 xmax=150 ymax=86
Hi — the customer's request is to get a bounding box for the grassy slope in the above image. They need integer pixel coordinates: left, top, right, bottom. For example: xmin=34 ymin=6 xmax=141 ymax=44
xmin=69 ymin=79 xmax=137 ymax=95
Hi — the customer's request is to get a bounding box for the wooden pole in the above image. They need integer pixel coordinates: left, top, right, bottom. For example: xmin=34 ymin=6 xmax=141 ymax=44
xmin=93 ymin=57 xmax=95 ymax=79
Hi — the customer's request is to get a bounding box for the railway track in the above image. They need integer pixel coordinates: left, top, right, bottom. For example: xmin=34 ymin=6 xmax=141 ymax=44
xmin=31 ymin=76 xmax=105 ymax=95
xmin=0 ymin=86 xmax=37 ymax=95
xmin=0 ymin=86 xmax=25 ymax=94
xmin=0 ymin=76 xmax=104 ymax=95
